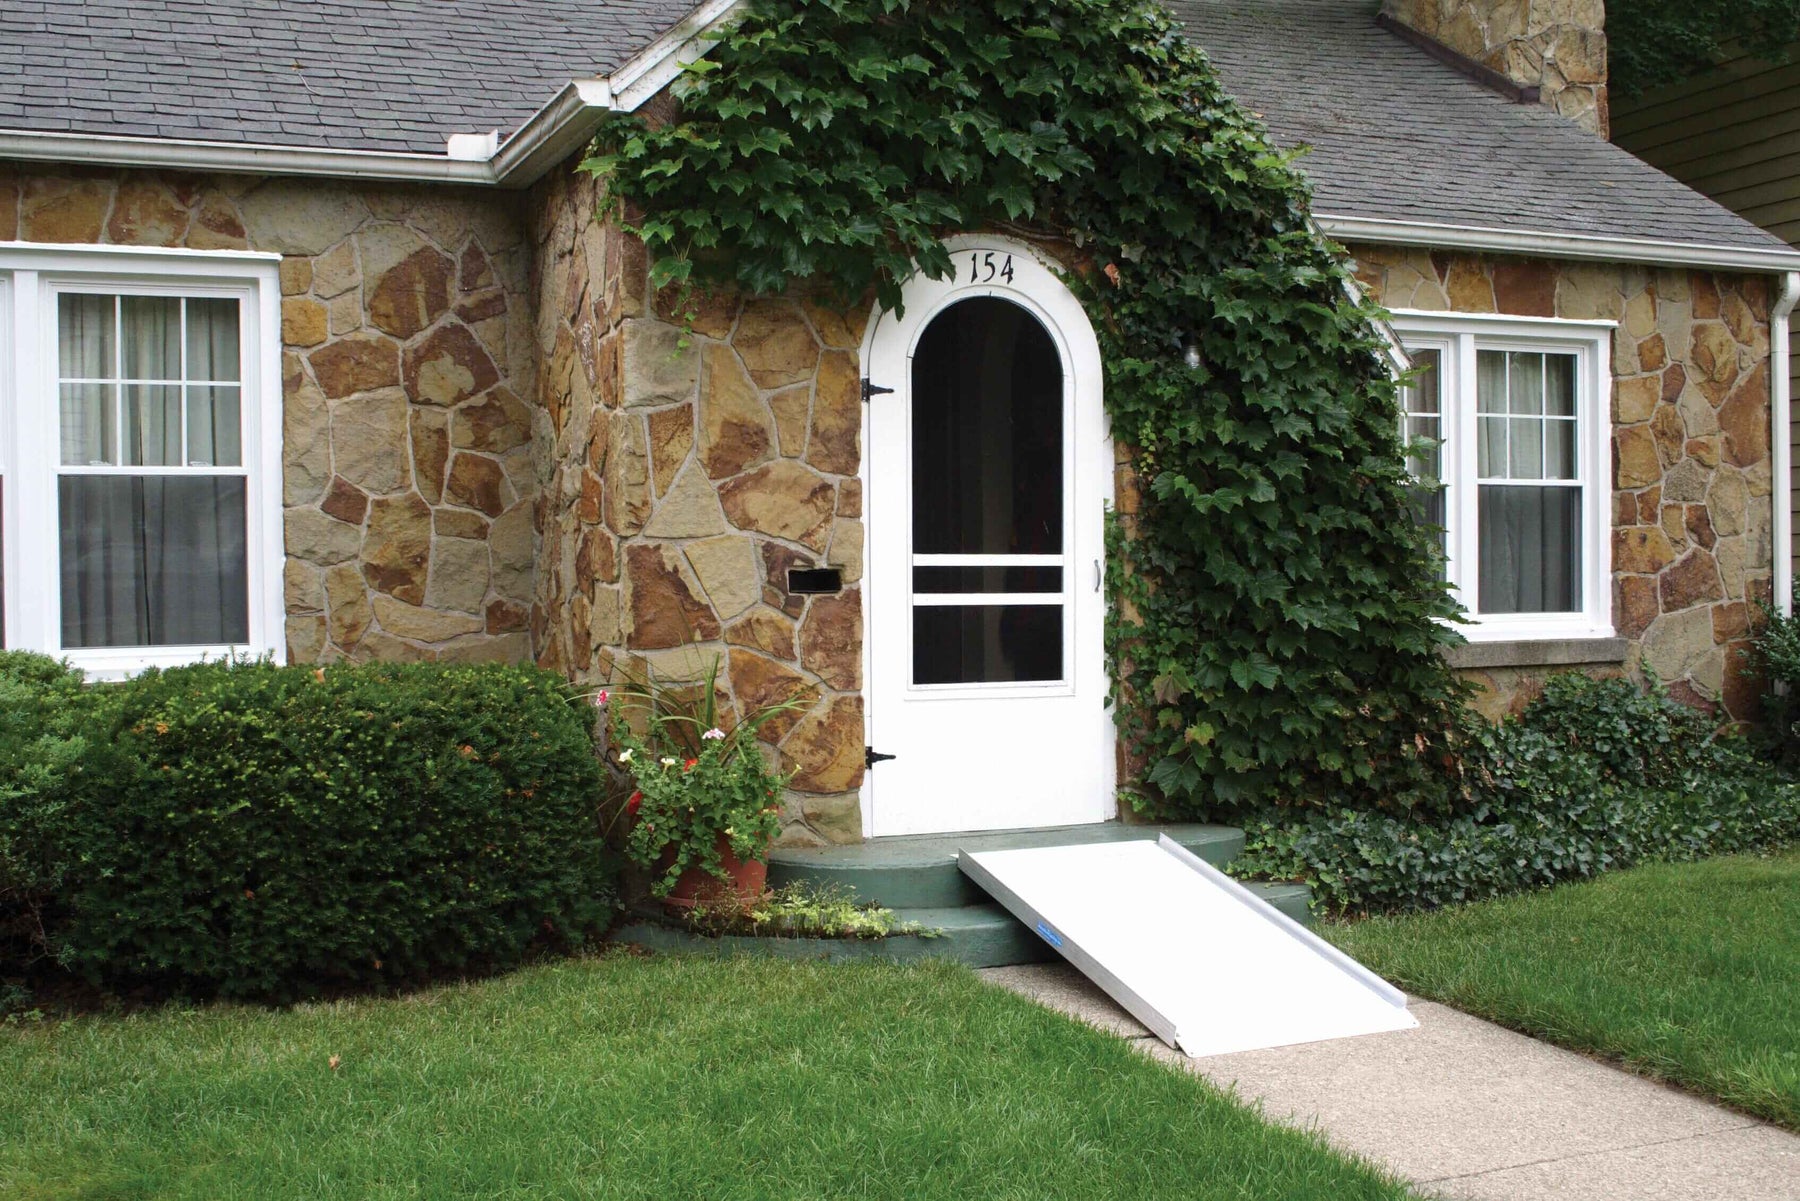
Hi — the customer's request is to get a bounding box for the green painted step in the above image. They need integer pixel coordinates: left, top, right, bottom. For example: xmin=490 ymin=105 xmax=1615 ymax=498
xmin=1249 ymin=881 xmax=1314 ymax=928
xmin=768 ymin=822 xmax=1246 ymax=910
xmin=614 ymin=881 xmax=1314 ymax=970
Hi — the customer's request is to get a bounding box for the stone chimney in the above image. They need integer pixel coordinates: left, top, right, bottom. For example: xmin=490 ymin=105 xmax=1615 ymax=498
xmin=1380 ymin=1 xmax=1608 ymax=137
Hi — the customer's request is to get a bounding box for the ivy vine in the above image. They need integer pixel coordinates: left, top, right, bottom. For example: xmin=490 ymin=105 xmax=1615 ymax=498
xmin=586 ymin=0 xmax=1473 ymax=818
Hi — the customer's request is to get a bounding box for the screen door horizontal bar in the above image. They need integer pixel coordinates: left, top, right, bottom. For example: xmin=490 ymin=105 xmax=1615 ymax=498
xmin=912 ymin=593 xmax=1067 ymax=607
xmin=911 ymin=554 xmax=1064 ymax=567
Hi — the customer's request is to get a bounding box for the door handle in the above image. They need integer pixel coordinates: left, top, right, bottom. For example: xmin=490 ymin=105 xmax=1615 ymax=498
xmin=1094 ymin=559 xmax=1102 ymax=593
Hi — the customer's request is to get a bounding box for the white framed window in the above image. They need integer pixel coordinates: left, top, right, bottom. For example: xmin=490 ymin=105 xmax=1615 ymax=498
xmin=0 ymin=244 xmax=285 ymax=678
xmin=1390 ymin=311 xmax=1616 ymax=643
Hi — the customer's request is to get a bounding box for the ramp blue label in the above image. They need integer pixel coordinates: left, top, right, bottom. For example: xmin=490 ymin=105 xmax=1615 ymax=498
xmin=1035 ymin=922 xmax=1064 ymax=949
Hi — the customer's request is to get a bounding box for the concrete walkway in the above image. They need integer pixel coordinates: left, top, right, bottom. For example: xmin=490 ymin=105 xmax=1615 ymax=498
xmin=980 ymin=963 xmax=1800 ymax=1200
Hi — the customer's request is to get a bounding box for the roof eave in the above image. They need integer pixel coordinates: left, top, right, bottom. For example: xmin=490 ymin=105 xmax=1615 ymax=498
xmin=0 ymin=0 xmax=746 ymax=190
xmin=0 ymin=128 xmax=497 ymax=185
xmin=1318 ymin=213 xmax=1800 ymax=275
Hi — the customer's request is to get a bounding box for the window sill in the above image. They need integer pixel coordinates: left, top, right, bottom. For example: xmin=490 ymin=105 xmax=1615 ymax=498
xmin=1441 ymin=637 xmax=1630 ymax=671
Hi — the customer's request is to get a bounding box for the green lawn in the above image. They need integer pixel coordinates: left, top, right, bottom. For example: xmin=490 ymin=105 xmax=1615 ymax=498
xmin=1330 ymin=850 xmax=1800 ymax=1130
xmin=0 ymin=955 xmax=1411 ymax=1200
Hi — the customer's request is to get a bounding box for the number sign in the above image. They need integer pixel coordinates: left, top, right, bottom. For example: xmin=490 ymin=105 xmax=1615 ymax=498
xmin=968 ymin=251 xmax=1016 ymax=285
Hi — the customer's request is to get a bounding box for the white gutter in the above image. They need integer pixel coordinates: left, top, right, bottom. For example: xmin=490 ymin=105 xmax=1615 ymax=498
xmin=1318 ymin=214 xmax=1800 ymax=275
xmin=489 ymin=79 xmax=617 ymax=185
xmin=1773 ymin=271 xmax=1800 ymax=616
xmin=0 ymin=128 xmax=496 ymax=184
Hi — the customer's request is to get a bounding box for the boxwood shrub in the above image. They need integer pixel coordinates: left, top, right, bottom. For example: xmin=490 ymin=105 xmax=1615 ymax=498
xmin=1236 ymin=674 xmax=1800 ymax=913
xmin=1 ymin=655 xmax=614 ymax=1001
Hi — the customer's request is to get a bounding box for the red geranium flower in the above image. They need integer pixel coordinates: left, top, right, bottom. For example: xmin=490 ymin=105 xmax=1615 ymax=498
xmin=684 ymin=758 xmax=698 ymax=770
xmin=626 ymin=791 xmax=643 ymax=815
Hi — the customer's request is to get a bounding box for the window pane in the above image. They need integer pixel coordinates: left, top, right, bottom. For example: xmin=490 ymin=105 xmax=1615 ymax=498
xmin=1509 ymin=416 xmax=1543 ymax=480
xmin=1410 ymin=482 xmax=1447 ymax=577
xmin=1404 ymin=414 xmax=1440 ymax=482
xmin=60 ymin=382 xmax=117 ymax=465
xmin=1508 ymin=352 xmax=1544 ymax=415
xmin=120 ymin=295 xmax=181 ymax=380
xmin=59 ymin=476 xmax=249 ymax=648
xmin=1545 ymin=354 xmax=1576 ymax=416
xmin=912 ymin=298 xmax=1063 ymax=555
xmin=59 ymin=294 xmax=116 ymax=379
xmin=124 ymin=384 xmax=182 ymax=466
xmin=1478 ymin=415 xmax=1507 ymax=477
xmin=1403 ymin=349 xmax=1440 ymax=415
xmin=187 ymin=385 xmax=242 ymax=467
xmin=1545 ymin=419 xmax=1577 ymax=479
xmin=914 ymin=604 xmax=1063 ymax=684
xmin=1476 ymin=350 xmax=1507 ymax=414
xmin=1478 ymin=485 xmax=1581 ymax=614
xmin=186 ymin=298 xmax=241 ymax=383
xmin=913 ymin=565 xmax=1062 ymax=593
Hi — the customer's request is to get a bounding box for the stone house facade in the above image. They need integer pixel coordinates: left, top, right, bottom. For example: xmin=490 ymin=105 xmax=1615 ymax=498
xmin=1350 ymin=247 xmax=1778 ymax=721
xmin=4 ymin=0 xmax=1800 ymax=846
xmin=0 ymin=168 xmax=540 ymax=667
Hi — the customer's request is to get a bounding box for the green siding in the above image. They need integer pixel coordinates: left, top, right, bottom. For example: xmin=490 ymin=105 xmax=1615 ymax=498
xmin=1617 ymin=48 xmax=1800 ymax=567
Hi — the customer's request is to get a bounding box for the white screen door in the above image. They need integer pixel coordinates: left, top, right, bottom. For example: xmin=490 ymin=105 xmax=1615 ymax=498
xmin=862 ymin=238 xmax=1115 ymax=836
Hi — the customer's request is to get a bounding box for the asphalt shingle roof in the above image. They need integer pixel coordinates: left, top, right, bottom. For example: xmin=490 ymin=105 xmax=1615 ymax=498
xmin=0 ymin=0 xmax=1787 ymax=255
xmin=0 ymin=0 xmax=700 ymax=155
xmin=1166 ymin=0 xmax=1790 ymax=252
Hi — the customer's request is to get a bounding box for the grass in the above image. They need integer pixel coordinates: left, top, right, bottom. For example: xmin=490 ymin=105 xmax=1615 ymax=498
xmin=1330 ymin=849 xmax=1800 ymax=1130
xmin=0 ymin=955 xmax=1412 ymax=1200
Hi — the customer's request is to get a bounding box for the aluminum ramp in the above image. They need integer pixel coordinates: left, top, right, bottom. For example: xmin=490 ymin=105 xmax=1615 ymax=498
xmin=959 ymin=834 xmax=1417 ymax=1057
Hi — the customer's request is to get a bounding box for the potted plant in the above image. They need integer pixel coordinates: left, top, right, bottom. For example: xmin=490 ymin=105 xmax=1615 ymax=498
xmin=599 ymin=658 xmax=799 ymax=910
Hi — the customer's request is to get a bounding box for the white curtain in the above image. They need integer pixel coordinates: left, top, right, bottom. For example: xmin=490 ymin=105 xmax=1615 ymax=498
xmin=1479 ymin=486 xmax=1580 ymax=614
xmin=58 ymin=293 xmax=115 ymax=465
xmin=59 ymin=477 xmax=249 ymax=648
xmin=186 ymin=297 xmax=242 ymax=467
xmin=56 ymin=294 xmax=248 ymax=648
xmin=1475 ymin=350 xmax=1582 ymax=614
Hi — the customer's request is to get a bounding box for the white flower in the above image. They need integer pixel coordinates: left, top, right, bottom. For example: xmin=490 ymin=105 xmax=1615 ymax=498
xmin=616 ymin=748 xmax=633 ymax=763
xmin=701 ymin=727 xmax=726 ymax=740
xmin=660 ymin=756 xmax=678 ymax=767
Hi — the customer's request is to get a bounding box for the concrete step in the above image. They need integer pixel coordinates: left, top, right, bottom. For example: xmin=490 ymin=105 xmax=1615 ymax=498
xmin=768 ymin=822 xmax=1246 ymax=910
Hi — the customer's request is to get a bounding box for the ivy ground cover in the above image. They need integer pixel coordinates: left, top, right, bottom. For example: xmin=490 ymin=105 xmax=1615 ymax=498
xmin=0 ymin=957 xmax=1416 ymax=1200
xmin=1330 ymin=851 xmax=1800 ymax=1130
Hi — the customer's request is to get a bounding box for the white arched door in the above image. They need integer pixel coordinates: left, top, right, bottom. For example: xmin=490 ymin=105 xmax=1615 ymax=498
xmin=860 ymin=237 xmax=1115 ymax=837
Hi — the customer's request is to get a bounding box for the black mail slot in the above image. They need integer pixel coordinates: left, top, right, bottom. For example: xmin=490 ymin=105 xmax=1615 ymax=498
xmin=788 ymin=567 xmax=843 ymax=595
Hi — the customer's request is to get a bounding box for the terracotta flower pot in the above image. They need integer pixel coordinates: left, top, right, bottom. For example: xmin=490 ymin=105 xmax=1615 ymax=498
xmin=661 ymin=834 xmax=768 ymax=914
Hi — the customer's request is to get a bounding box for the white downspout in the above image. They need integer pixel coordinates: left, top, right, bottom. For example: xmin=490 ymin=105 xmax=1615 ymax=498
xmin=1773 ymin=272 xmax=1800 ymax=616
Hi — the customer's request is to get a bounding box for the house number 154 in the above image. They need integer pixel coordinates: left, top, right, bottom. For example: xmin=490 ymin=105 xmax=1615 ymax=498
xmin=969 ymin=251 xmax=1015 ymax=284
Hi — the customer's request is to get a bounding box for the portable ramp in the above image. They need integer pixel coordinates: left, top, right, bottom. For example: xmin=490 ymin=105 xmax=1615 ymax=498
xmin=959 ymin=834 xmax=1416 ymax=1057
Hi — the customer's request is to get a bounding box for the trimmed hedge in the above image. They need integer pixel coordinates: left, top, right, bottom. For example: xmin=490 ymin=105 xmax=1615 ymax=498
xmin=1 ymin=656 xmax=614 ymax=1001
xmin=1237 ymin=675 xmax=1800 ymax=913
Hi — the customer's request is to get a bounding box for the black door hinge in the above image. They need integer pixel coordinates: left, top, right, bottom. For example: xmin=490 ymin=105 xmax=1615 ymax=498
xmin=865 ymin=746 xmax=897 ymax=768
xmin=861 ymin=379 xmax=895 ymax=403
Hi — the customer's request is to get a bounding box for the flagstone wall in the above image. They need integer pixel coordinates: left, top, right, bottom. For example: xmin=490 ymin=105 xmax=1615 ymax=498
xmin=0 ymin=167 xmax=540 ymax=665
xmin=528 ymin=163 xmax=869 ymax=845
xmin=1351 ymin=245 xmax=1776 ymax=721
